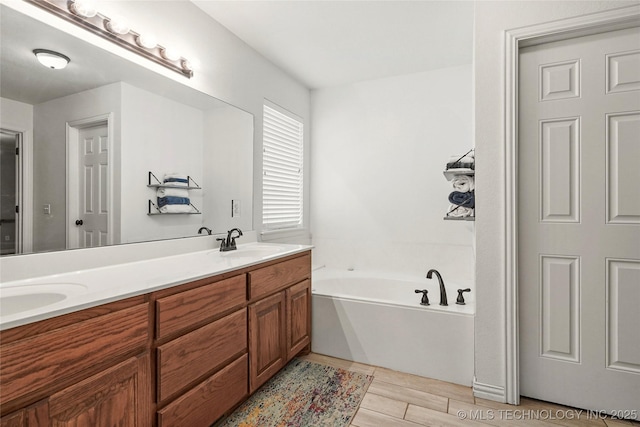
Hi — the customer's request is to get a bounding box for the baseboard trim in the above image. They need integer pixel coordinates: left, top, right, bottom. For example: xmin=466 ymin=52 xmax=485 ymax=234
xmin=473 ymin=380 xmax=507 ymax=403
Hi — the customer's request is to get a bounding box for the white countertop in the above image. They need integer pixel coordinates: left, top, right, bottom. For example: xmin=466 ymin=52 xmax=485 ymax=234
xmin=0 ymin=242 xmax=312 ymax=331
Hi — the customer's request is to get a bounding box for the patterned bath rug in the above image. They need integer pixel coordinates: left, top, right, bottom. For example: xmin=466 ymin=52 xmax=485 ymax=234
xmin=217 ymin=358 xmax=372 ymax=427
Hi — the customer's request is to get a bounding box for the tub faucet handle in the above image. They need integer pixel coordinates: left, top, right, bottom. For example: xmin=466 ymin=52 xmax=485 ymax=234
xmin=415 ymin=289 xmax=430 ymax=306
xmin=456 ymin=288 xmax=471 ymax=305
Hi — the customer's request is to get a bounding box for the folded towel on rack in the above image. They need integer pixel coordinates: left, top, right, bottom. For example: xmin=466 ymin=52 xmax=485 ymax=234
xmin=159 ymin=204 xmax=193 ymax=214
xmin=163 ymin=173 xmax=189 ymax=186
xmin=446 ymin=204 xmax=474 ymax=218
xmin=448 ymin=190 xmax=475 ymax=208
xmin=446 ymin=151 xmax=475 ymax=170
xmin=157 ymin=188 xmax=189 ymax=198
xmin=164 ymin=173 xmax=188 ymax=180
xmin=157 ymin=196 xmax=190 ymax=207
xmin=447 ymin=161 xmax=475 ymax=170
xmin=447 ymin=158 xmax=474 ymax=170
xmin=452 ymin=175 xmax=475 ymax=192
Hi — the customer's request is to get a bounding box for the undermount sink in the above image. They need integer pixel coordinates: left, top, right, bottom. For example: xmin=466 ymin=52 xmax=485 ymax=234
xmin=220 ymin=245 xmax=283 ymax=259
xmin=0 ymin=283 xmax=88 ymax=317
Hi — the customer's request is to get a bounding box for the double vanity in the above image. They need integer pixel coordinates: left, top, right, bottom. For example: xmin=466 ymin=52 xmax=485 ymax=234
xmin=0 ymin=242 xmax=312 ymax=426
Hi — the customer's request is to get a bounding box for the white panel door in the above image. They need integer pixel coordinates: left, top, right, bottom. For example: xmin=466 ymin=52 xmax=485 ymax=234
xmin=76 ymin=124 xmax=109 ymax=248
xmin=519 ymin=27 xmax=640 ymax=415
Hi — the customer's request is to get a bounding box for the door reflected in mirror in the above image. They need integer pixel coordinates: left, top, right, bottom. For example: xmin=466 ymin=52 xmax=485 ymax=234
xmin=0 ymin=4 xmax=254 ymax=256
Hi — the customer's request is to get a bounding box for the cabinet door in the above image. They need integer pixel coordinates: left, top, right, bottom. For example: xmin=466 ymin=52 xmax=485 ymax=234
xmin=248 ymin=292 xmax=286 ymax=393
xmin=0 ymin=401 xmax=48 ymax=427
xmin=286 ymin=279 xmax=311 ymax=361
xmin=48 ymin=354 xmax=150 ymax=427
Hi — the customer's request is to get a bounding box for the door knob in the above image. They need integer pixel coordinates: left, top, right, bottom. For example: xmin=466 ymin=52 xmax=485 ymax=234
xmin=75 ymin=219 xmax=83 ymax=226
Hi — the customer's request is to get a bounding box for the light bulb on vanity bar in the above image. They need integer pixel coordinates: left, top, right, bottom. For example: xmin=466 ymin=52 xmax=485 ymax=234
xmin=160 ymin=46 xmax=181 ymax=61
xmin=68 ymin=0 xmax=97 ymax=18
xmin=136 ymin=33 xmax=158 ymax=49
xmin=105 ymin=15 xmax=131 ymax=35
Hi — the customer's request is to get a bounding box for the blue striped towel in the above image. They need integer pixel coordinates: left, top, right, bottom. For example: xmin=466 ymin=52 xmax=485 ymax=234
xmin=157 ymin=196 xmax=190 ymax=207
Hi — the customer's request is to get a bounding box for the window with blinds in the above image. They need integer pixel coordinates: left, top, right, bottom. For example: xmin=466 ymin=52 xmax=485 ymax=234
xmin=262 ymin=103 xmax=304 ymax=231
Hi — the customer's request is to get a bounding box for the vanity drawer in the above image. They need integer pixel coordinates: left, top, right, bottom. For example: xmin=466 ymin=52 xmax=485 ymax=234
xmin=157 ymin=309 xmax=247 ymax=402
xmin=0 ymin=303 xmax=148 ymax=406
xmin=157 ymin=353 xmax=248 ymax=427
xmin=156 ymin=274 xmax=246 ymax=339
xmin=248 ymin=253 xmax=311 ymax=300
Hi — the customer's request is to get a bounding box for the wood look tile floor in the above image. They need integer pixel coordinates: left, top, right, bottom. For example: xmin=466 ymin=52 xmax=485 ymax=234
xmin=299 ymin=353 xmax=640 ymax=427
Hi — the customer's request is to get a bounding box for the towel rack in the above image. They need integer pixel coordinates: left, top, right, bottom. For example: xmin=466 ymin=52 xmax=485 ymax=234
xmin=147 ymin=171 xmax=202 ymax=215
xmin=147 ymin=200 xmax=201 ymax=215
xmin=443 ymin=150 xmax=475 ymax=221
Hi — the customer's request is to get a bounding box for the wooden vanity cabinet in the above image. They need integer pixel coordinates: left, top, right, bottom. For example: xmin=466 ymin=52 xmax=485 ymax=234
xmin=0 ymin=401 xmax=47 ymax=427
xmin=248 ymin=292 xmax=287 ymax=392
xmin=1 ymin=249 xmax=312 ymax=427
xmin=0 ymin=298 xmax=150 ymax=427
xmin=248 ymin=253 xmax=311 ymax=393
xmin=48 ymin=353 xmax=151 ymax=427
xmin=286 ymin=279 xmax=312 ymax=360
xmin=153 ymin=274 xmax=249 ymax=427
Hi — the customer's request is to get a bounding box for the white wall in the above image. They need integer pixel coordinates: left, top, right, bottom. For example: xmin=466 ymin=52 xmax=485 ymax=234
xmin=0 ymin=98 xmax=33 ymax=130
xmin=473 ymin=0 xmax=639 ymax=398
xmin=120 ymin=82 xmax=204 ymax=243
xmin=202 ymin=105 xmax=254 ymax=234
xmin=311 ymin=64 xmax=474 ymax=287
xmin=33 ymin=83 xmax=122 ymax=252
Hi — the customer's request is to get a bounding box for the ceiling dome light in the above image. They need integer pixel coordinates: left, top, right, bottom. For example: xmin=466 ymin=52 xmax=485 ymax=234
xmin=68 ymin=0 xmax=97 ymax=18
xmin=33 ymin=49 xmax=70 ymax=70
xmin=136 ymin=33 xmax=158 ymax=50
xmin=105 ymin=16 xmax=130 ymax=35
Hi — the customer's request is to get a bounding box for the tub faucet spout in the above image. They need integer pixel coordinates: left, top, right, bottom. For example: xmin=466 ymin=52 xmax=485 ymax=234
xmin=426 ymin=269 xmax=448 ymax=306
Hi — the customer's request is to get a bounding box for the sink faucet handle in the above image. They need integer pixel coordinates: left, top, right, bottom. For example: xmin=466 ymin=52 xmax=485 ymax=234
xmin=414 ymin=289 xmax=430 ymax=306
xmin=456 ymin=288 xmax=471 ymax=305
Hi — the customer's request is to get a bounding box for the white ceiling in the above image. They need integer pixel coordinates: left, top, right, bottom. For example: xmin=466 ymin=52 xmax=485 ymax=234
xmin=192 ymin=1 xmax=475 ymax=89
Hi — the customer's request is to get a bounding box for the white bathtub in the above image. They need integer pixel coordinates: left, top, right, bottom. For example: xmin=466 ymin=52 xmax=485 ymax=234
xmin=311 ymin=268 xmax=474 ymax=386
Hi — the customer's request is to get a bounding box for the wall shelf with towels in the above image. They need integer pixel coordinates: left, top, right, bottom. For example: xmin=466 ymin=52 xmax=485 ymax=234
xmin=443 ymin=149 xmax=475 ymax=221
xmin=147 ymin=171 xmax=202 ymax=215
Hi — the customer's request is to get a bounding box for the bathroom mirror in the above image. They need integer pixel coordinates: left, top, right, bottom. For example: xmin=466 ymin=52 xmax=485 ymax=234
xmin=0 ymin=4 xmax=254 ymax=256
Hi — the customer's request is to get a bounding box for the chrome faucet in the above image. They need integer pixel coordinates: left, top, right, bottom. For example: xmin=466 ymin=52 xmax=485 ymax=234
xmin=197 ymin=226 xmax=212 ymax=235
xmin=217 ymin=228 xmax=243 ymax=252
xmin=426 ymin=269 xmax=448 ymax=306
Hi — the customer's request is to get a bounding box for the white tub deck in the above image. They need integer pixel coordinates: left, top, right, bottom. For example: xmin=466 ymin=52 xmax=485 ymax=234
xmin=311 ymin=268 xmax=475 ymax=386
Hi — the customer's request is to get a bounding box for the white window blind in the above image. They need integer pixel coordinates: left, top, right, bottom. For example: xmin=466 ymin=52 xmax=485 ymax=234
xmin=262 ymin=104 xmax=304 ymax=230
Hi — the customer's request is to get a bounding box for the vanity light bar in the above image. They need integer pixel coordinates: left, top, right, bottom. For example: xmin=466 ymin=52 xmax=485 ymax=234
xmin=26 ymin=0 xmax=193 ymax=78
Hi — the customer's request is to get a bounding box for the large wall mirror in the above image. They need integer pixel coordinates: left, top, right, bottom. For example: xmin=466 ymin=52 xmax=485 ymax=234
xmin=0 ymin=4 xmax=254 ymax=257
